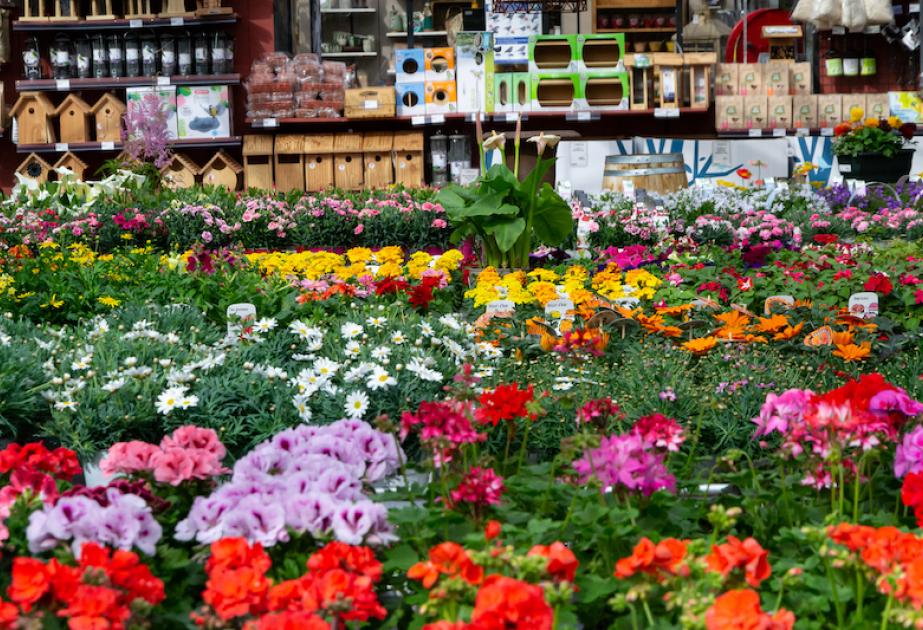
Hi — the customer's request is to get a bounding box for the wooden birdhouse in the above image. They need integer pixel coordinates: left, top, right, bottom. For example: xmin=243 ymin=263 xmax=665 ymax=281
xmin=243 ymin=134 xmax=274 ymax=190
xmin=652 ymin=53 xmax=683 ymax=109
xmin=91 ymin=93 xmax=126 ymax=143
xmin=685 ymin=52 xmax=716 ymax=110
xmin=333 ymin=133 xmax=364 ymax=190
xmin=160 ymin=153 xmax=200 ymax=189
xmin=20 ymin=0 xmax=48 ymax=21
xmin=51 ymin=0 xmax=81 ymax=20
xmin=86 ymin=0 xmax=116 ymax=20
xmin=160 ymin=0 xmax=194 ymax=17
xmin=201 ymin=150 xmax=243 ymax=190
xmin=11 ymin=92 xmax=56 ymax=145
xmin=274 ymin=135 xmax=305 ymax=192
xmin=625 ymin=54 xmax=652 ymax=111
xmin=16 ymin=153 xmax=53 ymax=185
xmin=363 ymin=132 xmax=393 ymax=189
xmin=196 ymin=0 xmax=233 ymax=16
xmin=392 ymin=132 xmax=423 ymax=188
xmin=55 ymin=94 xmax=93 ymax=144
xmin=124 ymin=0 xmax=155 ymax=18
xmin=53 ymin=152 xmax=89 ymax=181
xmin=303 ymin=134 xmax=335 ymax=192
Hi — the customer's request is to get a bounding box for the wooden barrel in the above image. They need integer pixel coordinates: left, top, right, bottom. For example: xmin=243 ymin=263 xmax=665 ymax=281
xmin=602 ymin=153 xmax=688 ymax=195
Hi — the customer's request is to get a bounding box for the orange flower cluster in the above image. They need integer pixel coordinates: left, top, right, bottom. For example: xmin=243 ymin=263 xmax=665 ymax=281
xmin=408 ymin=542 xmax=484 ymax=589
xmin=705 ymin=589 xmax=794 ymax=630
xmin=4 ymin=542 xmax=164 ymax=630
xmin=197 ymin=538 xmax=385 ymax=628
xmin=614 ymin=537 xmax=689 ymax=581
xmin=527 ymin=542 xmax=579 ymax=583
xmin=705 ymin=536 xmax=771 ymax=588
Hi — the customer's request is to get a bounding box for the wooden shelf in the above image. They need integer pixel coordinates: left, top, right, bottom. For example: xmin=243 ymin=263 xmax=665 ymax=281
xmin=16 ymin=137 xmax=243 ymax=154
xmin=595 ymin=0 xmax=675 ymax=7
xmin=386 ymin=30 xmax=447 ymax=37
xmin=16 ymin=74 xmax=241 ymax=92
xmin=320 ymin=51 xmax=379 ymax=57
xmin=596 ymin=27 xmax=676 ymax=33
xmin=13 ymin=14 xmax=238 ymax=31
xmin=320 ymin=7 xmax=376 ymax=12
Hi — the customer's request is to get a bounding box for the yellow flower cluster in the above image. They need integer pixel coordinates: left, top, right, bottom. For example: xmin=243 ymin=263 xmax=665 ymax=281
xmin=0 ymin=273 xmax=14 ymax=296
xmin=246 ymin=248 xmax=464 ymax=282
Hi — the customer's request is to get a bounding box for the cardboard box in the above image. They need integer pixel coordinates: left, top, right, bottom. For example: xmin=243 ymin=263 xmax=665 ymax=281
xmin=738 ymin=64 xmax=763 ymax=97
xmin=126 ymin=86 xmax=177 ymax=139
xmin=768 ymin=96 xmax=792 ymax=129
xmin=744 ymin=96 xmax=768 ymax=129
xmin=425 ymin=48 xmax=455 ymax=82
xmin=176 ymin=85 xmax=230 ymax=139
xmin=790 ymin=62 xmax=811 ymax=95
xmin=866 ymin=93 xmax=889 ymax=119
xmin=817 ymin=94 xmax=842 ymax=127
xmin=493 ymin=73 xmax=514 ymax=112
xmin=529 ymin=35 xmax=577 ymax=73
xmin=345 ymin=87 xmax=396 ymax=119
xmin=486 ymin=0 xmax=539 ymax=64
xmin=395 ymin=49 xmax=425 ymax=84
xmin=424 ymin=81 xmax=457 ymax=114
xmin=764 ymin=62 xmax=790 ymax=97
xmin=455 ymin=32 xmax=494 ymax=114
xmin=793 ymin=95 xmax=818 ymax=128
xmin=841 ymin=94 xmax=866 ymax=121
xmin=715 ymin=96 xmax=744 ymax=130
xmin=715 ymin=64 xmax=738 ymax=96
xmin=531 ymin=72 xmax=580 ymax=111
xmin=576 ymin=33 xmax=625 ymax=73
xmin=888 ymin=91 xmax=922 ymax=123
xmin=581 ymin=72 xmax=629 ymax=110
xmin=511 ymin=73 xmax=531 ymax=112
xmin=395 ymin=82 xmax=425 ymax=117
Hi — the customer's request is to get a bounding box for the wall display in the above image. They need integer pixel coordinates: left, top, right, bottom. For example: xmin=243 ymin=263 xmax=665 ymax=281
xmin=176 ymin=85 xmax=230 ymax=139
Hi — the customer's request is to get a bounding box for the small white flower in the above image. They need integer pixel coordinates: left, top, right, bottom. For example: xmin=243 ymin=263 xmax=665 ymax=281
xmin=313 ymin=357 xmax=341 ymax=379
xmin=71 ymin=355 xmax=93 ymax=371
xmin=254 ymin=318 xmax=278 ymax=332
xmin=371 ymin=346 xmax=391 ymax=361
xmin=54 ymin=400 xmax=78 ymax=411
xmin=156 ymin=386 xmax=188 ymax=415
xmin=366 ymin=316 xmax=388 ymax=329
xmin=293 ymin=394 xmax=312 ymax=421
xmin=344 ymin=341 xmax=362 ymax=357
xmin=340 ymin=322 xmax=364 ymax=339
xmin=289 ymin=320 xmax=322 ymax=341
xmin=178 ymin=394 xmax=199 ymax=409
xmin=439 ymin=314 xmax=461 ymax=331
xmin=101 ymin=378 xmax=126 ymax=393
xmin=158 ymin=358 xmax=173 ymax=368
xmin=124 ymin=356 xmax=138 ymax=367
xmin=367 ymin=366 xmax=396 ymax=390
xmin=390 ymin=332 xmax=406 ymax=345
xmin=344 ymin=390 xmax=370 ymax=419
xmin=419 ymin=322 xmax=435 ymax=337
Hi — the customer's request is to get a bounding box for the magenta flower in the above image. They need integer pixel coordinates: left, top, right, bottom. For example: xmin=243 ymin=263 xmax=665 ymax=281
xmin=752 ymin=388 xmax=813 ymax=438
xmin=573 ymin=433 xmax=676 ymax=496
xmin=631 ymin=413 xmax=685 ymax=452
xmin=449 ymin=466 xmax=506 ymax=508
xmin=896 ymin=426 xmax=923 ymax=478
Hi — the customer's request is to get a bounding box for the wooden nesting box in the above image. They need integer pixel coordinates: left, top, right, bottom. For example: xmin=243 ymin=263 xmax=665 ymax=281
xmin=124 ymin=0 xmax=155 ymax=18
xmin=161 ymin=153 xmax=200 ymax=189
xmin=16 ymin=153 xmax=53 ymax=185
xmin=303 ymin=134 xmax=335 ymax=191
xmin=685 ymin=52 xmax=717 ymax=110
xmin=201 ymin=150 xmax=243 ymax=190
xmin=274 ymin=135 xmax=306 ymax=192
xmin=393 ymin=131 xmax=424 ymax=187
xmin=363 ymin=132 xmax=394 ymax=189
xmin=625 ymin=54 xmax=652 ymax=111
xmin=55 ymin=95 xmax=93 ymax=144
xmin=87 ymin=0 xmax=116 ymax=20
xmin=20 ymin=0 xmax=48 ymax=21
xmin=243 ymin=134 xmax=274 ymax=191
xmin=160 ymin=0 xmax=194 ymax=17
xmin=91 ymin=93 xmax=126 ymax=143
xmin=11 ymin=92 xmax=56 ymax=145
xmin=51 ymin=0 xmax=81 ymax=20
xmin=333 ymin=133 xmax=364 ymax=190
xmin=53 ymin=152 xmax=89 ymax=180
xmin=653 ymin=53 xmax=684 ymax=109
xmin=197 ymin=0 xmax=233 ymax=15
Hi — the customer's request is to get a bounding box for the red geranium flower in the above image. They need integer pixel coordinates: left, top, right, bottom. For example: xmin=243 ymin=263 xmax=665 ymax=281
xmin=705 ymin=536 xmax=771 ymax=587
xmin=736 ymin=168 xmax=752 ymax=180
xmin=470 ymin=575 xmax=553 ymax=630
xmin=705 ymin=589 xmax=794 ymax=630
xmin=527 ymin=542 xmax=579 ymax=582
xmin=864 ymin=273 xmax=893 ymax=296
xmin=813 ymin=233 xmax=839 ymax=245
xmin=475 ymin=383 xmax=535 ymax=426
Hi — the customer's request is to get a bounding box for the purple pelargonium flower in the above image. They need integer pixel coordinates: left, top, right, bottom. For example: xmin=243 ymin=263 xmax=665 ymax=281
xmin=752 ymin=388 xmax=814 ymax=438
xmin=573 ymin=433 xmax=676 ymax=497
xmin=895 ymin=425 xmax=923 ymax=478
xmin=871 ymin=388 xmax=923 ymax=418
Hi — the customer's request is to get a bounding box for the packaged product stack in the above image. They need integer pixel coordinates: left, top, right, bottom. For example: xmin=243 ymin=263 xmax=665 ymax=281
xmin=245 ymin=52 xmax=297 ymax=121
xmin=293 ymin=55 xmax=348 ymax=118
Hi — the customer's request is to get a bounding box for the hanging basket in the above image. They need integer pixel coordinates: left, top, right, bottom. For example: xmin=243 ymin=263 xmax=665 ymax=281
xmin=837 ymin=149 xmax=914 ymax=184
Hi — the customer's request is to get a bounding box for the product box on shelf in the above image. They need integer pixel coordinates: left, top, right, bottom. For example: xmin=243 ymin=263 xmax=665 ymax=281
xmin=768 ymin=96 xmax=792 ymax=129
xmin=395 ymin=82 xmax=426 ymax=117
xmin=790 ymin=62 xmax=811 ymax=95
xmin=425 ymin=48 xmax=456 ymax=81
xmin=576 ymin=34 xmax=625 ymax=73
xmin=581 ymin=72 xmax=629 ymax=111
xmin=126 ymin=86 xmax=178 ymax=139
xmin=395 ymin=49 xmax=426 ymax=84
xmin=888 ymin=92 xmax=921 ymax=123
xmin=738 ymin=64 xmax=763 ymax=97
xmin=345 ymin=87 xmax=396 ymax=119
xmin=744 ymin=96 xmax=768 ymax=129
xmin=715 ymin=63 xmax=738 ymax=96
xmin=530 ymin=72 xmax=581 ymax=111
xmin=866 ymin=93 xmax=889 ymax=119
xmin=511 ymin=73 xmax=531 ymax=112
xmin=793 ymin=95 xmax=818 ymax=128
xmin=841 ymin=94 xmax=866 ymax=120
xmin=716 ymin=96 xmax=744 ymax=130
xmin=486 ymin=0 xmax=539 ymax=64
xmin=764 ymin=62 xmax=790 ymax=97
xmin=529 ymin=35 xmax=578 ymax=74
xmin=176 ymin=85 xmax=230 ymax=139
xmin=425 ymin=81 xmax=457 ymax=114
xmin=456 ymin=32 xmax=495 ymax=114
xmin=493 ymin=73 xmax=514 ymax=112
xmin=817 ymin=94 xmax=842 ymax=127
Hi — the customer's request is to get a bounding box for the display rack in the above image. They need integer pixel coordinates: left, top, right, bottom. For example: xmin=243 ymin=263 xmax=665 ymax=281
xmin=16 ymin=74 xmax=241 ymax=92
xmin=16 ymin=137 xmax=243 ymax=154
xmin=12 ymin=14 xmax=238 ymax=31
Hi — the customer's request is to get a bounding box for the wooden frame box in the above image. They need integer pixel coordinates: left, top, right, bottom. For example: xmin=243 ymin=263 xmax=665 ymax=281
xmin=625 ymin=54 xmax=651 ymax=110
xmin=393 ymin=131 xmax=423 ymax=188
xmin=243 ymin=135 xmax=274 ymax=191
xmin=55 ymin=95 xmax=93 ymax=144
xmin=274 ymin=135 xmax=306 ymax=192
xmin=363 ymin=132 xmax=394 ymax=189
xmin=345 ymin=87 xmax=396 ymax=119
xmin=685 ymin=52 xmax=716 ymax=110
xmin=333 ymin=133 xmax=364 ymax=190
xmin=201 ymin=150 xmax=242 ymax=190
xmin=304 ymin=134 xmax=335 ymax=192
xmin=653 ymin=53 xmax=684 ymax=109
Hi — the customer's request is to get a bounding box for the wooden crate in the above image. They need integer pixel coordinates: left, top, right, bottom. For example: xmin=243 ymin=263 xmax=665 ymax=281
xmin=393 ymin=132 xmax=424 ymax=188
xmin=274 ymin=135 xmax=306 ymax=192
xmin=243 ymin=135 xmax=275 ymax=191
xmin=345 ymin=87 xmax=396 ymax=119
xmin=304 ymin=134 xmax=335 ymax=191
xmin=363 ymin=132 xmax=394 ymax=189
xmin=333 ymin=133 xmax=365 ymax=190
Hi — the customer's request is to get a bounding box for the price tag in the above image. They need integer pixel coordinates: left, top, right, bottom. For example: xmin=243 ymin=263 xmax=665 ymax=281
xmin=820 ymin=127 xmax=834 ymax=136
xmin=411 ymin=115 xmax=426 ymax=126
xmin=430 ymin=113 xmax=446 ymax=124
xmin=505 ymin=112 xmax=519 ymax=122
xmin=101 ymin=141 xmax=116 ymax=150
xmin=912 ymin=3 xmax=920 ymax=13
xmin=54 ymin=143 xmax=68 ymax=152
xmin=545 ymin=298 xmax=575 ymax=320
xmin=157 ymin=76 xmax=172 ymax=86
xmin=129 ymin=19 xmax=143 ymax=28
xmin=622 ymin=180 xmax=636 ymax=200
xmin=261 ymin=118 xmax=278 ymax=128
xmin=840 ymin=163 xmax=852 ymax=173
xmin=848 ymin=292 xmax=879 ymax=319
xmin=170 ymin=16 xmax=184 ymax=26
xmin=772 ymin=128 xmax=787 ymax=137
xmin=832 ymin=25 xmax=846 ymax=35
xmin=573 ymin=111 xmax=590 ymax=121
xmin=486 ymin=300 xmax=516 ymax=316
xmin=748 ymin=128 xmax=763 ymax=137
xmin=865 ymin=25 xmax=881 ymax=34
xmin=364 ymin=99 xmax=379 ymax=109
xmin=55 ymin=79 xmax=70 ymax=91
xmin=795 ymin=127 xmax=810 ymax=136
xmin=654 ymin=108 xmax=680 ymax=118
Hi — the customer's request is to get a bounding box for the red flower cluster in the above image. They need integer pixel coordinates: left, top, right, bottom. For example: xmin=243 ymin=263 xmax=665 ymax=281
xmin=407 ymin=275 xmax=443 ymax=311
xmin=470 ymin=575 xmax=553 ymax=629
xmin=5 ymin=542 xmax=164 ymax=630
xmin=631 ymin=413 xmax=686 ymax=453
xmin=705 ymin=536 xmax=771 ymax=587
xmin=409 ymin=542 xmax=484 ymax=589
xmin=374 ymin=277 xmax=410 ymax=296
xmin=475 ymin=383 xmax=535 ymax=426
xmin=0 ymin=443 xmax=80 ymax=480
xmin=198 ymin=538 xmax=385 ymax=627
xmin=614 ymin=537 xmax=689 ymax=581
xmin=400 ymin=400 xmax=486 ymax=466
xmin=864 ymin=272 xmax=893 ymax=296
xmin=527 ymin=542 xmax=579 ymax=582
xmin=575 ymin=397 xmax=623 ymax=429
xmin=705 ymin=589 xmax=794 ymax=630
xmin=449 ymin=467 xmax=506 ymax=509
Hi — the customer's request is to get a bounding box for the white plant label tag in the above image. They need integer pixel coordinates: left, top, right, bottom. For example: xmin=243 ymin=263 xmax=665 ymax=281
xmin=848 ymin=292 xmax=879 ymax=319
xmin=764 ymin=295 xmax=795 ymax=315
xmin=545 ymin=298 xmax=575 ymax=320
xmin=486 ymin=300 xmax=515 ymax=316
xmin=227 ymin=303 xmax=256 ymax=335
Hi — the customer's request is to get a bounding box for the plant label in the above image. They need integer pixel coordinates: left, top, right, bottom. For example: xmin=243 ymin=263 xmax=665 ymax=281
xmin=545 ymin=299 xmax=575 ymax=321
xmin=764 ymin=295 xmax=795 ymax=315
xmin=486 ymin=300 xmax=515 ymax=317
xmin=227 ymin=303 xmax=256 ymax=336
xmin=622 ymin=181 xmax=635 ymax=200
xmin=848 ymin=292 xmax=879 ymax=319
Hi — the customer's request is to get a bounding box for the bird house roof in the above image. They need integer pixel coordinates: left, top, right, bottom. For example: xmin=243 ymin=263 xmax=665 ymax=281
xmin=91 ymin=93 xmax=127 ymax=114
xmin=54 ymin=94 xmax=94 ymax=116
xmin=53 ymin=151 xmax=89 ymax=171
xmin=10 ymin=92 xmax=56 ymax=117
xmin=16 ymin=153 xmax=53 ymax=173
xmin=202 ymin=150 xmax=243 ymax=174
xmin=160 ymin=153 xmax=201 ymax=175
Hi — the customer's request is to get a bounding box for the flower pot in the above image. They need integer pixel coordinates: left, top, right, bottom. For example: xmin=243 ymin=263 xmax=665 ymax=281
xmin=837 ymin=149 xmax=914 ymax=183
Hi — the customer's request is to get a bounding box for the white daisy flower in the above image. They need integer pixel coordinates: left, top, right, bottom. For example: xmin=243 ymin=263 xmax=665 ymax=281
xmin=367 ymin=366 xmax=396 ymax=390
xmin=156 ymin=386 xmax=189 ymax=415
xmin=254 ymin=318 xmax=278 ymax=332
xmin=370 ymin=346 xmax=391 ymax=361
xmin=340 ymin=322 xmax=364 ymax=339
xmin=101 ymin=378 xmax=126 ymax=393
xmin=71 ymin=355 xmax=93 ymax=371
xmin=419 ymin=322 xmax=435 ymax=337
xmin=289 ymin=320 xmax=322 ymax=341
xmin=366 ymin=316 xmax=388 ymax=329
xmin=313 ymin=357 xmax=341 ymax=379
xmin=344 ymin=341 xmax=362 ymax=357
xmin=390 ymin=332 xmax=406 ymax=345
xmin=54 ymin=400 xmax=78 ymax=411
xmin=439 ymin=314 xmax=462 ymax=331
xmin=345 ymin=391 xmax=370 ymax=419
xmin=178 ymin=394 xmax=199 ymax=409
xmin=293 ymin=394 xmax=312 ymax=421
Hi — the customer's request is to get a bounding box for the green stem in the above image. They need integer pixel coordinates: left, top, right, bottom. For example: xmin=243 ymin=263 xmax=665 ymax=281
xmin=881 ymin=592 xmax=894 ymax=630
xmin=855 ymin=568 xmax=865 ymax=622
xmin=853 ymin=459 xmax=862 ymax=523
xmin=516 ymin=421 xmax=532 ymax=475
xmin=821 ymin=553 xmax=846 ymax=629
xmin=503 ymin=422 xmax=516 ymax=468
xmin=641 ymin=599 xmax=655 ymax=627
xmin=629 ymin=604 xmax=639 ymax=630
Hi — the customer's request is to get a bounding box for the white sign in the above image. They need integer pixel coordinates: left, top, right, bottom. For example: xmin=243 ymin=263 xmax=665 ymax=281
xmin=654 ymin=108 xmax=680 ymax=118
xmin=749 ymin=128 xmax=763 ymax=137
xmin=364 ymin=99 xmax=379 ymax=110
xmin=545 ymin=298 xmax=575 ymax=320
xmin=569 ymin=141 xmax=588 ymax=168
xmin=56 ymin=79 xmax=71 ymax=91
xmin=227 ymin=303 xmax=257 ymax=335
xmin=848 ymin=292 xmax=879 ymax=319
xmin=622 ymin=180 xmax=636 ymax=200
xmin=486 ymin=300 xmax=516 ymax=316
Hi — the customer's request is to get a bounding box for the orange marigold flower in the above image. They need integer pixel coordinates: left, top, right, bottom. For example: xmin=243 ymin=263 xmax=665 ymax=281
xmin=655 ymin=304 xmax=694 ymax=317
xmin=773 ymin=322 xmax=804 ymax=341
xmin=706 ymin=589 xmax=794 ymax=630
xmin=527 ymin=542 xmax=579 ymax=582
xmin=754 ymin=314 xmax=789 ymax=333
xmin=744 ymin=334 xmax=768 ymax=344
xmin=714 ymin=310 xmax=751 ymax=336
xmin=832 ymin=342 xmax=871 ymax=362
xmin=657 ymin=325 xmax=684 ymax=338
xmin=681 ymin=336 xmax=718 ymax=355
xmin=705 ymin=536 xmax=772 ymax=587
xmin=830 ymin=330 xmax=854 ymax=346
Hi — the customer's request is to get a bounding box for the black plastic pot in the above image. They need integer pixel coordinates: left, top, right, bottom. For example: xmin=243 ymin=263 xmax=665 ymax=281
xmin=837 ymin=149 xmax=914 ymax=183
